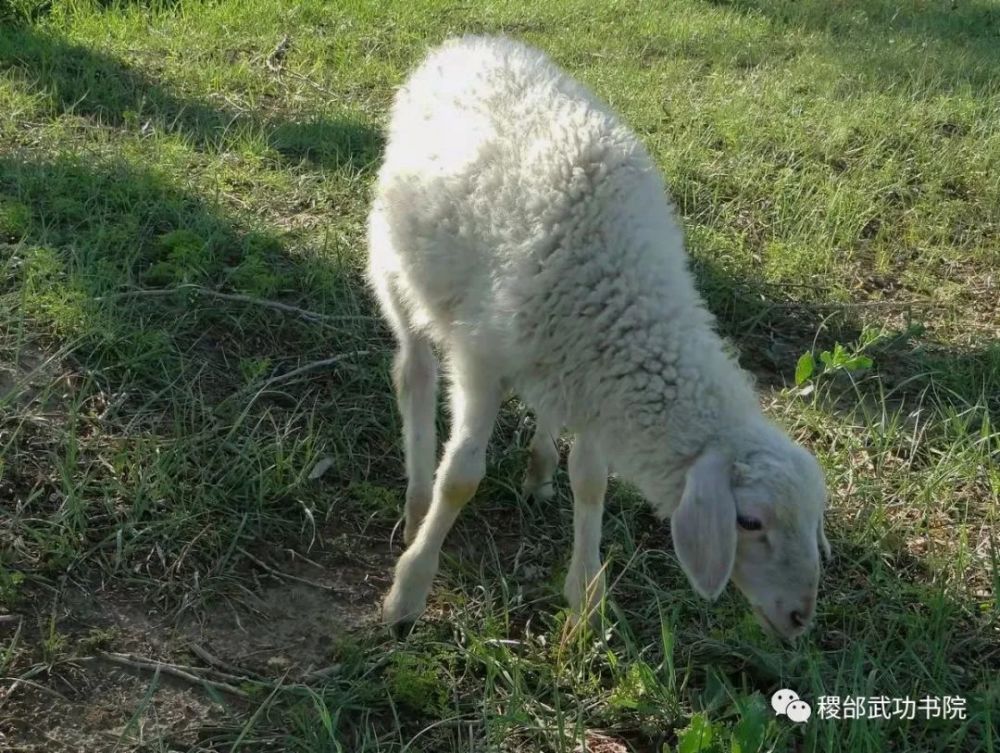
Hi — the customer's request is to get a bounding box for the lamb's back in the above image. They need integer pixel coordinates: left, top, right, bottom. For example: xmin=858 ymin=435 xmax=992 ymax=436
xmin=376 ymin=37 xmax=714 ymax=427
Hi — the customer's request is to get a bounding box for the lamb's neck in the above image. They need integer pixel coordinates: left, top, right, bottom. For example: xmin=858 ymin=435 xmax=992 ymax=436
xmin=597 ymin=325 xmax=761 ymax=518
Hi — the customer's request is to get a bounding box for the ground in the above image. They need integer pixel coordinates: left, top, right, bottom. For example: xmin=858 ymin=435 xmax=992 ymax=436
xmin=0 ymin=1 xmax=998 ymax=751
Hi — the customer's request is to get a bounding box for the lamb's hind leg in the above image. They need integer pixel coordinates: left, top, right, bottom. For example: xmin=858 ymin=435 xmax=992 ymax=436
xmin=392 ymin=336 xmax=438 ymax=543
xmin=523 ymin=417 xmax=560 ymax=501
xmin=564 ymin=431 xmax=609 ymax=629
xmin=382 ymin=358 xmax=502 ymax=626
xmin=368 ymin=210 xmax=438 ymax=545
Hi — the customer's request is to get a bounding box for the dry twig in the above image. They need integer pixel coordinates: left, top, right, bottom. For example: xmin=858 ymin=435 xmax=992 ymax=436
xmin=95 ymin=284 xmax=372 ymax=325
xmin=97 ymin=651 xmax=252 ymax=699
xmin=236 ymin=547 xmax=334 ymax=591
xmin=187 ymin=642 xmax=266 ymax=682
xmin=256 ymin=351 xmax=369 ymax=391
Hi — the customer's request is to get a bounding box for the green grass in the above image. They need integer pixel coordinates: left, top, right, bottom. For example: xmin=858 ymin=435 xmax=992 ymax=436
xmin=1 ymin=0 xmax=998 ymax=751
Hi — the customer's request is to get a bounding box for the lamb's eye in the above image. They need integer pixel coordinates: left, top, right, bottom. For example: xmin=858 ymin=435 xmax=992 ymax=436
xmin=737 ymin=515 xmax=763 ymax=531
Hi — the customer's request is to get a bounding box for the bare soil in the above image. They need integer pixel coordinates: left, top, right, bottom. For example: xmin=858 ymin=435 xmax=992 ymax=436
xmin=0 ymin=543 xmax=394 ymax=752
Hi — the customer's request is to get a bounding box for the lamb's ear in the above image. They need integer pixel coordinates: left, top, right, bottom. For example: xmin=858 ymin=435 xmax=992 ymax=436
xmin=671 ymin=449 xmax=737 ymax=600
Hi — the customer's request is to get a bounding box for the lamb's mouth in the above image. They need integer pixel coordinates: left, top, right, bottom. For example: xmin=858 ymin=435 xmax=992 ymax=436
xmin=752 ymin=606 xmax=791 ymax=641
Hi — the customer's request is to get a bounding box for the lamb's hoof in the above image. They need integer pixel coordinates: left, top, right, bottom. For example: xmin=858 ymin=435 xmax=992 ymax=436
xmin=382 ymin=582 xmax=427 ymax=629
xmin=522 ymin=478 xmax=555 ymax=502
xmin=565 ymin=606 xmax=603 ymax=635
xmin=389 ymin=619 xmax=416 ymax=640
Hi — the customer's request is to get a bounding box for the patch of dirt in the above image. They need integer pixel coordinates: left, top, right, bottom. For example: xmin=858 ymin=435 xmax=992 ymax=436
xmin=183 ymin=551 xmax=388 ymax=678
xmin=3 ymin=664 xmax=229 ymax=753
xmin=0 ymin=544 xmax=393 ymax=752
xmin=0 ymin=342 xmax=83 ymax=416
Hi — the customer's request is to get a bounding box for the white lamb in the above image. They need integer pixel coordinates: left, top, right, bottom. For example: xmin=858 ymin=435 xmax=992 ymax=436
xmin=368 ymin=36 xmax=830 ymax=640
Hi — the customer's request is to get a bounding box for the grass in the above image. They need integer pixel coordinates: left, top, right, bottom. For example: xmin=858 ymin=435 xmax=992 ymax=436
xmin=0 ymin=0 xmax=997 ymax=751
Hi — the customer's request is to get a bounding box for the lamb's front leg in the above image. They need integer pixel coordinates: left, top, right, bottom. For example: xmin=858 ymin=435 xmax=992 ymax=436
xmin=564 ymin=432 xmax=608 ymax=629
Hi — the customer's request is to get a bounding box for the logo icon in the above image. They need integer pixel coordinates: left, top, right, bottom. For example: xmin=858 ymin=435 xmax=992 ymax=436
xmin=772 ymin=689 xmax=812 ymax=723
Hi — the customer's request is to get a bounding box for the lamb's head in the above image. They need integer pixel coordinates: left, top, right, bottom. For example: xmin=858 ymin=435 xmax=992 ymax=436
xmin=669 ymin=426 xmax=829 ymax=641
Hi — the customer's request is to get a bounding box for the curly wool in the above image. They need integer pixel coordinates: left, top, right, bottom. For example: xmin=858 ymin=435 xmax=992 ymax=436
xmin=369 ymin=36 xmax=762 ymax=515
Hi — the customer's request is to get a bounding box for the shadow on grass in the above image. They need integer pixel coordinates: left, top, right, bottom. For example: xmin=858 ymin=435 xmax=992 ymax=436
xmin=0 ymin=152 xmax=393 ymax=578
xmin=692 ymin=257 xmax=1000 ymax=425
xmin=0 ymin=145 xmax=410 ymax=748
xmin=0 ymin=24 xmax=384 ymax=171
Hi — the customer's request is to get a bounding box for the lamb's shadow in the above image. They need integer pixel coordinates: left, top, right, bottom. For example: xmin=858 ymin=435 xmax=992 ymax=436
xmin=0 ymin=24 xmax=383 ymax=171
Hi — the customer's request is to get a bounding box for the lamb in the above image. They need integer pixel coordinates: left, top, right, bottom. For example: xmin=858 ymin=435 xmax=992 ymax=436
xmin=367 ymin=36 xmax=831 ymax=640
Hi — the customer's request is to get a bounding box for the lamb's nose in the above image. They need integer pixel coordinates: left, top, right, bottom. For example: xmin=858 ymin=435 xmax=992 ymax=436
xmin=790 ymin=610 xmax=807 ymax=628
